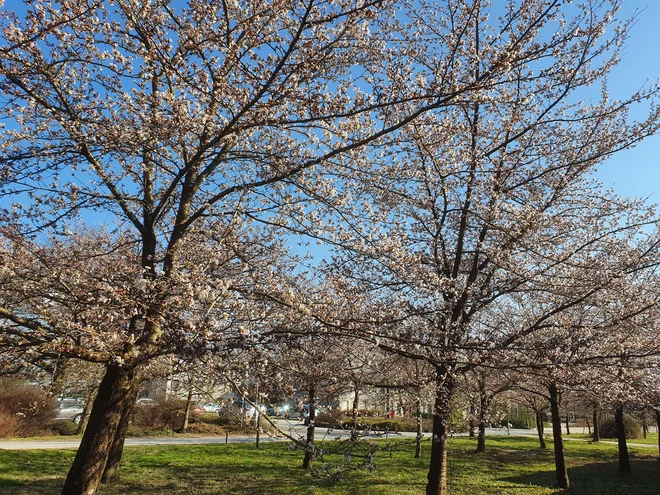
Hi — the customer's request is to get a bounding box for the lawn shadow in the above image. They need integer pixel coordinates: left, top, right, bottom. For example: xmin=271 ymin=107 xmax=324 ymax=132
xmin=0 ymin=477 xmax=61 ymax=495
xmin=500 ymin=459 xmax=660 ymax=494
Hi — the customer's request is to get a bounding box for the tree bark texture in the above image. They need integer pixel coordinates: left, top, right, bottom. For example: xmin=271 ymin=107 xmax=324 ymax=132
xmin=425 ymin=367 xmax=453 ymax=495
xmin=302 ymin=384 xmax=316 ymax=470
xmin=656 ymin=409 xmax=660 ymax=457
xmin=101 ymin=385 xmax=138 ymax=484
xmin=415 ymin=395 xmax=423 ymax=459
xmin=256 ymin=409 xmax=261 ymax=449
xmin=476 ymin=397 xmax=488 ymax=453
xmin=76 ymin=388 xmax=97 ymax=436
xmin=593 ymin=407 xmax=600 ymax=442
xmin=61 ymin=365 xmax=139 ymax=495
xmin=535 ymin=411 xmax=546 ymax=449
xmin=181 ymin=387 xmax=193 ymax=433
xmin=642 ymin=416 xmax=647 ymax=439
xmin=549 ymin=383 xmax=569 ymax=489
xmin=351 ymin=388 xmax=360 ymax=441
xmin=615 ymin=406 xmax=631 ymax=473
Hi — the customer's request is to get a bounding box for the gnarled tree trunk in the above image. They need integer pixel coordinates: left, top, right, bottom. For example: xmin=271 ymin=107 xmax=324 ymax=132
xmin=548 ymin=383 xmax=569 ymax=490
xmin=425 ymin=366 xmax=454 ymax=495
xmin=101 ymin=385 xmax=138 ymax=484
xmin=615 ymin=406 xmax=630 ymax=473
xmin=61 ymin=365 xmax=139 ymax=495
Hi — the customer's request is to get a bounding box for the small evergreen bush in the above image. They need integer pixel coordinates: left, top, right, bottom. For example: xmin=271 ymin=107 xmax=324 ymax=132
xmin=599 ymin=414 xmax=642 ymax=439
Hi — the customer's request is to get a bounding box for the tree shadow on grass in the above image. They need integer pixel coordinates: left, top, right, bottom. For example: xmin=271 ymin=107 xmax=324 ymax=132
xmin=500 ymin=459 xmax=660 ymax=495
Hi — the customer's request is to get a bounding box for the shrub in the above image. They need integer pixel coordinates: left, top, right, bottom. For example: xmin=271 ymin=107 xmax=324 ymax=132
xmin=362 ymin=419 xmax=404 ymax=432
xmin=506 ymin=417 xmax=532 ymax=429
xmin=0 ymin=412 xmax=20 ymax=438
xmin=190 ymin=412 xmax=222 ymax=425
xmin=599 ymin=415 xmax=642 ymax=439
xmin=0 ymin=379 xmax=57 ymax=437
xmin=315 ymin=411 xmax=432 ymax=433
xmin=132 ymin=398 xmax=187 ymax=430
xmin=213 ymin=409 xmax=273 ymax=434
xmin=49 ymin=420 xmax=79 ymax=436
xmin=315 ymin=410 xmax=348 ymax=428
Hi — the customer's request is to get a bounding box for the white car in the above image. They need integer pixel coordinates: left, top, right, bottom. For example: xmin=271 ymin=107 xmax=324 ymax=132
xmin=56 ymin=398 xmax=84 ymax=422
xmin=200 ymin=403 xmax=220 ymax=413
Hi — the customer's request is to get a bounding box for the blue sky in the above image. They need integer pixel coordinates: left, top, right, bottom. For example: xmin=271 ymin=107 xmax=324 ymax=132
xmin=594 ymin=0 xmax=660 ymax=201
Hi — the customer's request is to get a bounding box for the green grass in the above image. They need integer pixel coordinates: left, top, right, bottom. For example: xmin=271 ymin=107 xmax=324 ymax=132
xmin=0 ymin=436 xmax=658 ymax=494
xmin=562 ymin=432 xmax=659 ymax=446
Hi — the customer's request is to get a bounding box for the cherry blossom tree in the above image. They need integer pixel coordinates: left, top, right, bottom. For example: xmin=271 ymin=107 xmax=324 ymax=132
xmin=0 ymin=0 xmax=545 ymax=492
xmin=306 ymin=2 xmax=660 ymax=492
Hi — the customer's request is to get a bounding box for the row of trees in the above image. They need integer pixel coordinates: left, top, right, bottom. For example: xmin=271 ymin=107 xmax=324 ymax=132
xmin=0 ymin=1 xmax=659 ymax=495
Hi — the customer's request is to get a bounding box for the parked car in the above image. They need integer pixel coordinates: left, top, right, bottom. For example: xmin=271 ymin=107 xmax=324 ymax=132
xmin=56 ymin=398 xmax=84 ymax=423
xmin=199 ymin=403 xmax=221 ymax=413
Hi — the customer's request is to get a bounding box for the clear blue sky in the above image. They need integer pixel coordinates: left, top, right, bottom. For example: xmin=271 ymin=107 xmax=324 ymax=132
xmin=594 ymin=0 xmax=660 ymax=201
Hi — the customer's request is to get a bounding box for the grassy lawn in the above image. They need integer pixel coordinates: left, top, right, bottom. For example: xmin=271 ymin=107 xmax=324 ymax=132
xmin=0 ymin=436 xmax=658 ymax=494
xmin=560 ymin=432 xmax=659 ymax=446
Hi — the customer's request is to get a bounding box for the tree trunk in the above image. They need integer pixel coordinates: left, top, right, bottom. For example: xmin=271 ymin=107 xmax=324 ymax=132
xmin=255 ymin=408 xmax=261 ymax=449
xmin=76 ymin=388 xmax=97 ymax=436
xmin=101 ymin=386 xmax=138 ymax=484
xmin=181 ymin=387 xmax=193 ymax=433
xmin=585 ymin=416 xmax=591 ymax=436
xmin=565 ymin=414 xmax=570 ymax=435
xmin=468 ymin=403 xmax=475 ymax=438
xmin=476 ymin=418 xmax=486 ymax=453
xmin=302 ymin=384 xmax=316 ymax=470
xmin=475 ymin=392 xmax=488 ymax=453
xmin=415 ymin=395 xmax=423 ymax=459
xmin=425 ymin=367 xmax=453 ymax=495
xmin=535 ymin=411 xmax=546 ymax=449
xmin=593 ymin=407 xmax=600 ymax=442
xmin=351 ymin=388 xmax=360 ymax=441
xmin=656 ymin=409 xmax=660 ymax=457
xmin=61 ymin=365 xmax=138 ymax=495
xmin=548 ymin=383 xmax=569 ymax=489
xmin=642 ymin=416 xmax=647 ymax=439
xmin=615 ymin=406 xmax=631 ymax=473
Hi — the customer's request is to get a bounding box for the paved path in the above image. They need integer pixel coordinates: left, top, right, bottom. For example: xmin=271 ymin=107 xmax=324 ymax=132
xmin=1 ymin=421 xmax=655 ymax=451
xmin=0 ymin=421 xmax=418 ymax=450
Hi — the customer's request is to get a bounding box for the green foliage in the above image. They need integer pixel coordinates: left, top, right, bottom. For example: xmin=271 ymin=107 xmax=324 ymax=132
xmin=599 ymin=415 xmax=643 ymax=439
xmin=506 ymin=417 xmax=532 ymax=429
xmin=48 ymin=420 xmax=79 ymax=436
